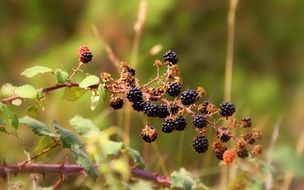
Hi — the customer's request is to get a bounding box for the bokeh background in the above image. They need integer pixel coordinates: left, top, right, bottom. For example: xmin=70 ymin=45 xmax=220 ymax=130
xmin=1 ymin=0 xmax=304 ymax=189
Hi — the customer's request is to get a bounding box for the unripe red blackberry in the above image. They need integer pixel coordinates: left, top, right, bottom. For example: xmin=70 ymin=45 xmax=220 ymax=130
xmin=126 ymin=87 xmax=143 ymax=102
xmin=109 ymin=97 xmax=124 ymax=110
xmin=223 ymin=149 xmax=235 ymax=164
xmin=163 ymin=50 xmax=179 ymax=64
xmin=167 ymin=82 xmax=181 ymax=97
xmin=143 ymin=102 xmax=159 ymax=117
xmin=192 ymin=115 xmax=207 ymax=128
xmin=219 ymin=101 xmax=236 ymax=117
xmin=180 ymin=89 xmax=199 ymax=105
xmin=157 ymin=104 xmax=170 ymax=118
xmin=192 ymin=136 xmax=209 ymax=153
xmin=237 ymin=149 xmax=249 ymax=159
xmin=169 ymin=103 xmax=180 ymax=115
xmin=162 ymin=119 xmax=176 ymax=133
xmin=175 ymin=115 xmax=187 ymax=131
xmin=79 ymin=51 xmax=93 ymax=63
xmin=132 ymin=101 xmax=146 ymax=112
xmin=141 ymin=125 xmax=157 ymax=143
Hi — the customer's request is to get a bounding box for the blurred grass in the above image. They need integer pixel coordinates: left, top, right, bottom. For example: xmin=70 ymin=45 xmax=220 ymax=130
xmin=0 ymin=0 xmax=304 ymax=189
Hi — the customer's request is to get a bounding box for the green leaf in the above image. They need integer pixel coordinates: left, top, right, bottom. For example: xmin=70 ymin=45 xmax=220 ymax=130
xmin=34 ymin=136 xmax=58 ymax=159
xmin=14 ymin=85 xmax=37 ymax=99
xmin=55 ymin=69 xmax=69 ymax=84
xmin=97 ymin=84 xmax=108 ymax=101
xmin=0 ymin=83 xmax=16 ymax=97
xmin=11 ymin=114 xmax=19 ymax=129
xmin=170 ymin=168 xmax=197 ymax=190
xmin=71 ymin=146 xmax=98 ymax=180
xmin=127 ymin=147 xmax=145 ymax=169
xmin=69 ymin=115 xmax=99 ymax=136
xmin=20 ymin=116 xmax=56 ymax=137
xmin=102 ymin=141 xmax=124 ymax=157
xmin=79 ymin=75 xmax=100 ymax=88
xmin=62 ymin=87 xmax=86 ymax=102
xmin=21 ymin=66 xmax=53 ymax=78
xmin=53 ymin=120 xmax=83 ymax=149
xmin=27 ymin=105 xmax=38 ymax=117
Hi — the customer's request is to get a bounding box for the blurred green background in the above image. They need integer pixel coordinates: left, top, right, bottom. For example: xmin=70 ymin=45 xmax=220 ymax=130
xmin=1 ymin=0 xmax=304 ymax=189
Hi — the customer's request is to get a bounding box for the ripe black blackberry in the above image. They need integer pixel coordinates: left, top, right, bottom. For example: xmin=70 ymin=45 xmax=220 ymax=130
xmin=167 ymin=82 xmax=181 ymax=97
xmin=79 ymin=51 xmax=93 ymax=63
xmin=109 ymin=97 xmax=124 ymax=110
xmin=217 ymin=131 xmax=231 ymax=142
xmin=163 ymin=50 xmax=179 ymax=64
xmin=143 ymin=102 xmax=159 ymax=117
xmin=237 ymin=149 xmax=249 ymax=159
xmin=180 ymin=89 xmax=199 ymax=105
xmin=192 ymin=136 xmax=209 ymax=153
xmin=175 ymin=115 xmax=187 ymax=131
xmin=162 ymin=119 xmax=176 ymax=133
xmin=192 ymin=115 xmax=207 ymax=128
xmin=126 ymin=87 xmax=143 ymax=102
xmin=219 ymin=101 xmax=236 ymax=117
xmin=157 ymin=104 xmax=170 ymax=118
xmin=141 ymin=125 xmax=157 ymax=143
xmin=215 ymin=147 xmax=227 ymax=160
xmin=132 ymin=101 xmax=146 ymax=112
xmin=169 ymin=103 xmax=180 ymax=115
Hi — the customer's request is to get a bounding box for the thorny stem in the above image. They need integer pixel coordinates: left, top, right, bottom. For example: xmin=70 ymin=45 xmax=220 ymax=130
xmin=0 ymin=164 xmax=171 ymax=187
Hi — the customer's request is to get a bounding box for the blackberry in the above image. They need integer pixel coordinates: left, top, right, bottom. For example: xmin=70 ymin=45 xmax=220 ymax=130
xmin=241 ymin=117 xmax=252 ymax=128
xmin=162 ymin=119 xmax=176 ymax=133
xmin=219 ymin=101 xmax=235 ymax=117
xmin=215 ymin=147 xmax=227 ymax=160
xmin=109 ymin=97 xmax=124 ymax=110
xmin=143 ymin=103 xmax=159 ymax=117
xmin=128 ymin=68 xmax=136 ymax=76
xmin=141 ymin=126 xmax=157 ymax=143
xmin=192 ymin=115 xmax=207 ymax=128
xmin=192 ymin=136 xmax=209 ymax=153
xmin=217 ymin=131 xmax=231 ymax=142
xmin=80 ymin=51 xmax=93 ymax=63
xmin=126 ymin=87 xmax=143 ymax=102
xmin=169 ymin=104 xmax=180 ymax=115
xmin=180 ymin=89 xmax=199 ymax=105
xmin=132 ymin=101 xmax=146 ymax=112
xmin=243 ymin=133 xmax=255 ymax=145
xmin=167 ymin=82 xmax=181 ymax=97
xmin=237 ymin=149 xmax=249 ymax=159
xmin=163 ymin=50 xmax=179 ymax=64
xmin=175 ymin=115 xmax=187 ymax=131
xmin=157 ymin=104 xmax=170 ymax=118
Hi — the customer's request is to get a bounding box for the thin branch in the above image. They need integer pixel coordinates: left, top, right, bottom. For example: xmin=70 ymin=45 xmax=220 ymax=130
xmin=0 ymin=164 xmax=171 ymax=187
xmin=1 ymin=82 xmax=99 ymax=104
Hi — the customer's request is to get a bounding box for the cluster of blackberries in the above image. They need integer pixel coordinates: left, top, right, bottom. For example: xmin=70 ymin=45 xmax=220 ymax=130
xmin=101 ymin=49 xmax=261 ymax=161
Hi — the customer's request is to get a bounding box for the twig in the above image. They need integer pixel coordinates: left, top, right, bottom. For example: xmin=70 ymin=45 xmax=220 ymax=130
xmin=68 ymin=62 xmax=84 ymax=81
xmin=0 ymin=164 xmax=171 ymax=187
xmin=1 ymin=82 xmax=99 ymax=104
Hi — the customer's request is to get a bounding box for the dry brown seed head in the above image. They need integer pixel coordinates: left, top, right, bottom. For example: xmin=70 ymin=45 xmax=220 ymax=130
xmin=100 ymin=72 xmax=112 ymax=81
xmin=251 ymin=145 xmax=263 ymax=157
xmin=197 ymin=87 xmax=206 ymax=97
xmin=153 ymin=59 xmax=163 ymax=67
xmin=252 ymin=128 xmax=263 ymax=140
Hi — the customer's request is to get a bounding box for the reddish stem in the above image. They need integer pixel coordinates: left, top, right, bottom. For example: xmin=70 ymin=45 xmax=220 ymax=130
xmin=0 ymin=164 xmax=171 ymax=187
